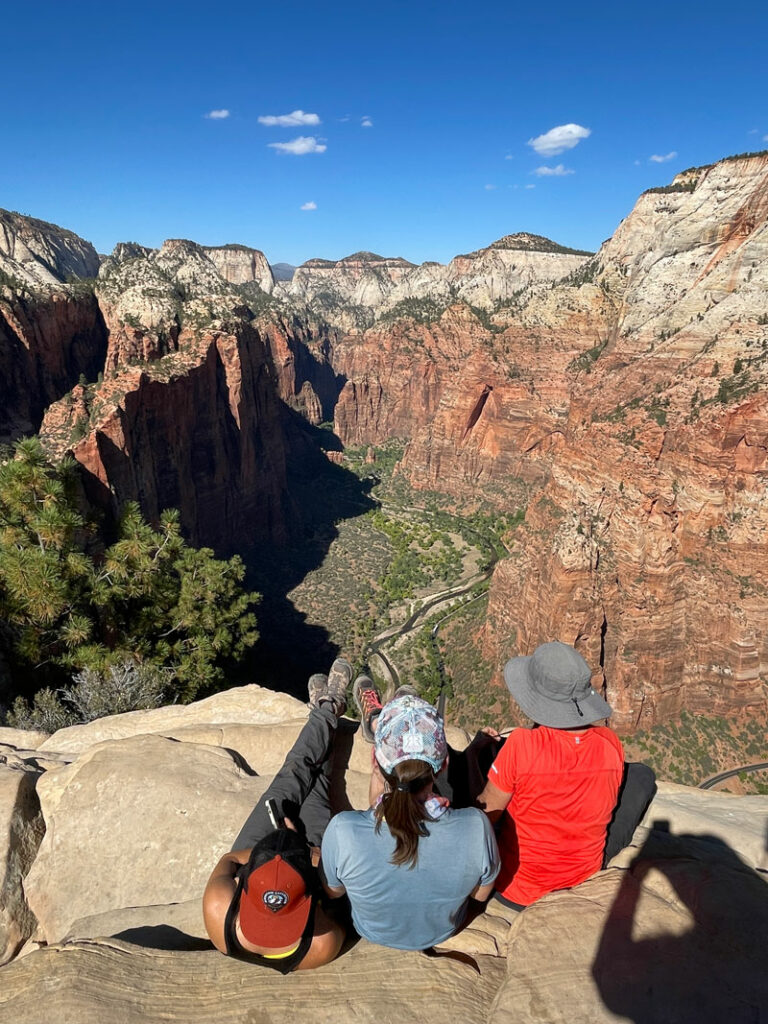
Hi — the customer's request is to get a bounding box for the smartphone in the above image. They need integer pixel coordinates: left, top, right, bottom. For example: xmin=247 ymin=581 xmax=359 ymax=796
xmin=265 ymin=798 xmax=283 ymax=830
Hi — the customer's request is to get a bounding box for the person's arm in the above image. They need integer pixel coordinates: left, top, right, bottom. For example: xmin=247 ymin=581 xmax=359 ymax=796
xmin=319 ymin=818 xmax=346 ymax=899
xmin=471 ymin=809 xmax=501 ymax=903
xmin=476 ymin=734 xmax=515 ymax=823
xmin=202 ymin=848 xmax=250 ymax=954
xmin=476 ymin=777 xmax=512 ymax=824
xmin=320 ymin=871 xmax=346 ymax=900
xmin=296 ymin=903 xmax=346 ymax=970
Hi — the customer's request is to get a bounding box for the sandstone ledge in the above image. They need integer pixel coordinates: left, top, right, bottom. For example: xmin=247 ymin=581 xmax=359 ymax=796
xmin=0 ymin=684 xmax=766 ymax=1023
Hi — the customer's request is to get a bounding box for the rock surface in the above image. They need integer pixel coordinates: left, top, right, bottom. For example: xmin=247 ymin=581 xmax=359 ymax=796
xmin=204 ymin=244 xmax=274 ymax=293
xmin=24 ymin=733 xmax=270 ymax=943
xmin=0 ymin=762 xmax=44 ymax=964
xmin=0 ymin=209 xmax=100 ymax=288
xmin=0 ymin=685 xmax=766 ymax=1023
xmin=0 ymin=287 xmax=108 ymax=442
xmin=475 ymin=155 xmax=768 ymax=730
xmin=492 ymin=831 xmax=768 ymax=1024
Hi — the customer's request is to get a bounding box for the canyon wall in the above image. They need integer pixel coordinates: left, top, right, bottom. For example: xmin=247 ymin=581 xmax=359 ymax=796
xmin=401 ymin=156 xmax=768 ymax=730
xmin=2 ymin=157 xmax=766 ymax=729
xmin=0 ymin=212 xmax=107 ymax=441
xmin=39 ymin=240 xmax=298 ymax=551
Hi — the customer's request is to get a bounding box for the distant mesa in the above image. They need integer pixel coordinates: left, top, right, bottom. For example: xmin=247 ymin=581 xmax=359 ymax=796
xmin=459 ymin=232 xmax=595 ymax=259
xmin=270 ymin=262 xmax=297 ymax=282
xmin=299 ymin=251 xmax=415 ymax=269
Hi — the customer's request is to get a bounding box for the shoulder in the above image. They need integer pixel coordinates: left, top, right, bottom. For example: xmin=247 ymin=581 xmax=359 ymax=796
xmin=500 ymin=726 xmax=541 ymax=763
xmin=202 ymin=876 xmax=234 ymax=954
xmin=324 ymin=810 xmax=373 ymax=840
xmin=445 ymin=806 xmax=493 ymax=833
xmin=494 ymin=727 xmax=526 ymax=762
xmin=591 ymin=726 xmax=624 ymax=759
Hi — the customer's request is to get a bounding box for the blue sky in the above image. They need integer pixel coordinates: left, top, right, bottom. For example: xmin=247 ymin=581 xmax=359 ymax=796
xmin=3 ymin=0 xmax=766 ymax=265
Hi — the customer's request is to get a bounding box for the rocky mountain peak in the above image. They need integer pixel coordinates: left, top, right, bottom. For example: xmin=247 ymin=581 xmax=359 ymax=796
xmin=110 ymin=241 xmax=156 ymax=264
xmin=203 ymin=243 xmax=274 ymax=292
xmin=0 ymin=208 xmax=100 ymax=287
xmin=337 ymin=251 xmax=416 ymax=268
xmin=270 ymin=262 xmax=297 ymax=282
xmin=460 ymin=232 xmax=594 ymax=259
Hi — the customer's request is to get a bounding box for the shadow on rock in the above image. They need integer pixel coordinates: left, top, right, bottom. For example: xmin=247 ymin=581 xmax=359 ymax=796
xmin=239 ymin=412 xmax=376 ymax=699
xmin=592 ymin=819 xmax=768 ymax=1023
xmin=114 ymin=925 xmax=213 ymax=952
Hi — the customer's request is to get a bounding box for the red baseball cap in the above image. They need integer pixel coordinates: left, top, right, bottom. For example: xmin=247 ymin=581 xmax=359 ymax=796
xmin=239 ymin=854 xmax=313 ymax=948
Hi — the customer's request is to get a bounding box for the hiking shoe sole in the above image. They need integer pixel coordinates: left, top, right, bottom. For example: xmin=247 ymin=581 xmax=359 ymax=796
xmin=393 ymin=685 xmax=419 ymax=700
xmin=353 ymin=674 xmax=383 ymax=743
xmin=307 ymin=673 xmax=328 ymax=709
xmin=325 ymin=657 xmax=352 ymax=717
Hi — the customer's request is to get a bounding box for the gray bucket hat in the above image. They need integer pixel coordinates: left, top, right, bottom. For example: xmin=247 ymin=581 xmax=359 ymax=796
xmin=503 ymin=641 xmax=612 ymax=728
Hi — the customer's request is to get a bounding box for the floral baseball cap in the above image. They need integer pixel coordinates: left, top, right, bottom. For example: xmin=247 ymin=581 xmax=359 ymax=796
xmin=374 ymin=695 xmax=447 ymax=774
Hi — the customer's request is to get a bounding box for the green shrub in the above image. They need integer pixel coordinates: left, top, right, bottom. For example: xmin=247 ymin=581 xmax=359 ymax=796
xmin=7 ymin=659 xmax=171 ymax=730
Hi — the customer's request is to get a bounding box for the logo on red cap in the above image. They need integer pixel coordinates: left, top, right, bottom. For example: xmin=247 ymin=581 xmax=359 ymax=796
xmin=263 ymin=890 xmax=289 ymax=911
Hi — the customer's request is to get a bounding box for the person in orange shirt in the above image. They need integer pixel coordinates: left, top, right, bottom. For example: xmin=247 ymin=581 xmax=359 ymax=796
xmin=478 ymin=641 xmax=656 ymax=910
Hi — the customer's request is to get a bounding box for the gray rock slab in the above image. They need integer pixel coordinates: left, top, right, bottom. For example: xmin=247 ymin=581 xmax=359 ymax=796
xmin=38 ymin=684 xmax=308 ymax=754
xmin=24 ymin=734 xmax=270 ymax=943
xmin=0 ymin=729 xmax=49 ymax=749
xmin=0 ymin=764 xmax=45 ymax=964
xmin=0 ymin=936 xmax=506 ymax=1024
xmin=643 ymin=781 xmax=768 ymax=871
xmin=64 ymin=899 xmax=208 ymax=950
xmin=491 ymin=829 xmax=768 ymax=1023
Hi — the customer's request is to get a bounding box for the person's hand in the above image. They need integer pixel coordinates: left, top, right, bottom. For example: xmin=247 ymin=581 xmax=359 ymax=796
xmin=481 ymin=726 xmax=501 ymax=740
xmin=283 ymin=816 xmax=297 ymax=832
xmin=310 ymin=845 xmax=321 ymax=867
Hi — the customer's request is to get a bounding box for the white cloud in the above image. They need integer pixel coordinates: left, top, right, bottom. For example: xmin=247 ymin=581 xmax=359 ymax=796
xmin=205 ymin=109 xmax=230 ymax=120
xmin=527 ymin=123 xmax=590 ymax=157
xmin=484 ymin=184 xmax=497 ymax=191
xmin=764 ymin=134 xmax=768 ymax=143
xmin=300 ymin=201 xmax=317 ymax=211
xmin=525 ymin=184 xmax=536 ymax=190
xmin=533 ymin=164 xmax=574 ymax=177
xmin=504 ymin=154 xmax=514 ymax=160
xmin=748 ymin=128 xmax=759 ymax=135
xmin=268 ymin=136 xmax=327 ymax=155
xmin=649 ymin=151 xmax=678 ymax=163
xmin=361 ymin=117 xmax=373 ymax=127
xmin=258 ymin=110 xmax=321 ymax=127
xmin=634 ymin=159 xmax=641 ymax=166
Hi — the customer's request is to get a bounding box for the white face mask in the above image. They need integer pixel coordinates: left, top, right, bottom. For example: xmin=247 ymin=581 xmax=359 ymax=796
xmin=423 ymin=796 xmax=447 ymax=819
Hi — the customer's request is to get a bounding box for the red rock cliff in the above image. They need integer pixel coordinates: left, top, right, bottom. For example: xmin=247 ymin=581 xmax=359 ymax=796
xmin=41 ymin=324 xmax=294 ymax=551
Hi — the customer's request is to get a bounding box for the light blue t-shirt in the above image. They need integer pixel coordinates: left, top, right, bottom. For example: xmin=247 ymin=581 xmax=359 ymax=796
xmin=321 ymin=806 xmax=500 ymax=951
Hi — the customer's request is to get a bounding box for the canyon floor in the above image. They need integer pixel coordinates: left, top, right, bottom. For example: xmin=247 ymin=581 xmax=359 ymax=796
xmin=244 ymin=438 xmax=767 ymax=794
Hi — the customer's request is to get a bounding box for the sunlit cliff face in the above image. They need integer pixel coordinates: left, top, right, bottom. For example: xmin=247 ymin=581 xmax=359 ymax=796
xmin=3 ymin=154 xmax=767 ymax=731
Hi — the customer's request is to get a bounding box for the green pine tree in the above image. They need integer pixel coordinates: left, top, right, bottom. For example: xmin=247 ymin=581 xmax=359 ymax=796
xmin=0 ymin=437 xmax=259 ymax=706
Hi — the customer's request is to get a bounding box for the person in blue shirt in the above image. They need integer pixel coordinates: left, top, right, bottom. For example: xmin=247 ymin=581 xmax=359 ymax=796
xmin=320 ymin=690 xmax=500 ymax=952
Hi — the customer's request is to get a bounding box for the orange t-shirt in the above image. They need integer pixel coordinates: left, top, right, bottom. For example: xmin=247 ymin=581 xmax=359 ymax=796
xmin=489 ymin=725 xmax=624 ymax=906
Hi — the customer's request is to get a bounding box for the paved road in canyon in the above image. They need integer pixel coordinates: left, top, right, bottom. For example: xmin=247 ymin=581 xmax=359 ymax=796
xmin=367 ymin=572 xmax=490 ymax=692
xmin=699 ymin=762 xmax=768 ymax=789
xmin=365 ymin=500 xmax=501 ymax=693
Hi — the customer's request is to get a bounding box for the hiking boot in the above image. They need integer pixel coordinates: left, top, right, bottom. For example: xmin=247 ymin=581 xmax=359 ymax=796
xmin=393 ymin=684 xmax=419 ymax=700
xmin=322 ymin=657 xmax=352 ymax=717
xmin=354 ymin=675 xmax=383 ymax=742
xmin=307 ymin=673 xmax=328 ymax=709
